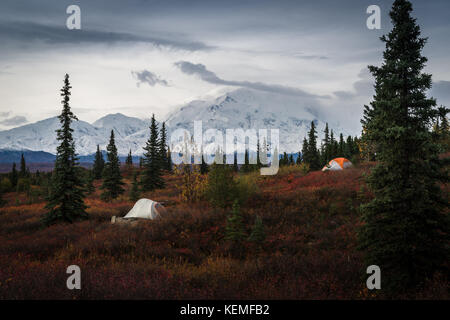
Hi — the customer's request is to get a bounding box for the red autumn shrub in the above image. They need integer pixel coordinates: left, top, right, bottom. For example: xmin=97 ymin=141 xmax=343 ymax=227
xmin=0 ymin=164 xmax=447 ymax=299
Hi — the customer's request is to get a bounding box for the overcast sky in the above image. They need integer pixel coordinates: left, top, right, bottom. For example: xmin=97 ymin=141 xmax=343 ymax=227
xmin=0 ymin=0 xmax=449 ymax=133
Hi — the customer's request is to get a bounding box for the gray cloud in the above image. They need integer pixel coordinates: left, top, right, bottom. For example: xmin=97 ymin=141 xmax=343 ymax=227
xmin=335 ymin=71 xmax=450 ymax=109
xmin=131 ymin=70 xmax=169 ymax=87
xmin=333 ymin=68 xmax=374 ymax=99
xmin=174 ymin=61 xmax=328 ymax=98
xmin=292 ymin=53 xmax=329 ymax=60
xmin=0 ymin=21 xmax=211 ymax=51
xmin=0 ymin=111 xmax=11 ymax=118
xmin=0 ymin=115 xmax=28 ymax=126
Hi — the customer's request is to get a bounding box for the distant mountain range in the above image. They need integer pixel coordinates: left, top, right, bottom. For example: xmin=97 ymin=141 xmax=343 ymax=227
xmin=0 ymin=149 xmax=141 ymax=165
xmin=0 ymin=88 xmax=354 ymax=163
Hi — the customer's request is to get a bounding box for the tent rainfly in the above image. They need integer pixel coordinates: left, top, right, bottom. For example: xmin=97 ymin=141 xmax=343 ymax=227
xmin=123 ymin=198 xmax=166 ymax=220
xmin=322 ymin=157 xmax=353 ymax=171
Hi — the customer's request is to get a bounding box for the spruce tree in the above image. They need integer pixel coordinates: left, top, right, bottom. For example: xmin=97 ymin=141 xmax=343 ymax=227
xmin=225 ymin=200 xmax=246 ymax=242
xmin=306 ymin=121 xmax=320 ymax=170
xmin=159 ymin=122 xmax=169 ymax=170
xmin=437 ymin=106 xmax=449 ymax=135
xmin=330 ymin=129 xmax=338 ymax=159
xmin=10 ymin=163 xmax=18 ymax=188
xmin=232 ymin=151 xmax=239 ymax=172
xmin=241 ymin=148 xmax=252 ymax=173
xmin=43 ymin=74 xmax=88 ymax=225
xmin=358 ymin=0 xmax=450 ymax=293
xmin=19 ymin=154 xmax=27 ymax=177
xmin=301 ymin=137 xmax=308 ymax=163
xmin=322 ymin=123 xmax=331 ymax=162
xmin=141 ymin=114 xmax=165 ymax=191
xmin=129 ymin=169 xmax=140 ymax=202
xmin=353 ymin=136 xmax=360 ymax=156
xmin=256 ymin=139 xmax=262 ymax=169
xmin=167 ymin=146 xmax=173 ymax=173
xmin=344 ymin=136 xmax=353 ymax=159
xmin=0 ymin=185 xmax=4 ymax=207
xmin=200 ymin=153 xmax=209 ymax=174
xmin=93 ymin=145 xmax=105 ymax=179
xmin=100 ymin=130 xmax=124 ymax=200
xmin=125 ymin=149 xmax=133 ymax=167
xmin=436 ymin=106 xmax=450 ymax=151
xmin=86 ymin=170 xmax=95 ymax=194
xmin=260 ymin=137 xmax=269 ymax=166
xmin=206 ymin=160 xmax=237 ymax=208
xmin=280 ymin=152 xmax=288 ymax=166
xmin=248 ymin=215 xmax=266 ymax=244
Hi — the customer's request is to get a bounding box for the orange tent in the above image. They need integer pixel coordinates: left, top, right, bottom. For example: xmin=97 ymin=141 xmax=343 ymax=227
xmin=322 ymin=157 xmax=353 ymax=171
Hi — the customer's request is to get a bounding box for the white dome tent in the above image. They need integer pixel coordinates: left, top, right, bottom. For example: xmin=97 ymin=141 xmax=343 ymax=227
xmin=111 ymin=199 xmax=166 ymax=224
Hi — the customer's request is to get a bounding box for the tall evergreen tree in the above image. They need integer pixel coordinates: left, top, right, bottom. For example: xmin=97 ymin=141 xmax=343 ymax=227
xmin=241 ymin=148 xmax=252 ymax=173
xmin=248 ymin=215 xmax=266 ymax=244
xmin=260 ymin=137 xmax=269 ymax=166
xmin=167 ymin=146 xmax=173 ymax=173
xmin=225 ymin=200 xmax=246 ymax=242
xmin=159 ymin=122 xmax=169 ymax=170
xmin=19 ymin=154 xmax=27 ymax=177
xmin=86 ymin=170 xmax=95 ymax=194
xmin=437 ymin=106 xmax=449 ymax=134
xmin=10 ymin=163 xmax=18 ymax=188
xmin=0 ymin=185 xmax=4 ymax=207
xmin=329 ymin=129 xmax=338 ymax=159
xmin=322 ymin=123 xmax=331 ymax=162
xmin=296 ymin=151 xmax=302 ymax=165
xmin=344 ymin=136 xmax=354 ymax=159
xmin=256 ymin=139 xmax=262 ymax=169
xmin=200 ymin=152 xmax=209 ymax=174
xmin=358 ymin=0 xmax=450 ymax=293
xmin=93 ymin=145 xmax=105 ymax=179
xmin=43 ymin=74 xmax=88 ymax=225
xmin=436 ymin=105 xmax=450 ymax=151
xmin=141 ymin=114 xmax=165 ymax=191
xmin=129 ymin=169 xmax=140 ymax=202
xmin=306 ymin=121 xmax=320 ymax=170
xmin=232 ymin=151 xmax=239 ymax=172
xmin=338 ymin=133 xmax=345 ymax=156
xmin=206 ymin=160 xmax=237 ymax=209
xmin=225 ymin=200 xmax=246 ymax=257
xmin=100 ymin=130 xmax=124 ymax=200
xmin=301 ymin=137 xmax=308 ymax=164
xmin=125 ymin=149 xmax=133 ymax=167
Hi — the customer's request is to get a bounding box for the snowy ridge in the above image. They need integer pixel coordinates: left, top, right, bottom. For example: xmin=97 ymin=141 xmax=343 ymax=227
xmin=165 ymin=88 xmax=347 ymax=153
xmin=0 ymin=113 xmax=151 ymax=156
xmin=0 ymin=89 xmax=352 ymax=156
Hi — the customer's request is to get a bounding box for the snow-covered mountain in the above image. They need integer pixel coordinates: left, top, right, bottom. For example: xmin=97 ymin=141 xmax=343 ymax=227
xmin=165 ymin=88 xmax=347 ymax=153
xmin=0 ymin=113 xmax=150 ymax=156
xmin=92 ymin=113 xmax=148 ymax=139
xmin=0 ymin=88 xmax=351 ymax=157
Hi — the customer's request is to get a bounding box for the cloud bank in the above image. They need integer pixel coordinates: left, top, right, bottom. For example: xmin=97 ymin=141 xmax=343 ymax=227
xmin=174 ymin=61 xmax=329 ymax=99
xmin=0 ymin=21 xmax=211 ymax=51
xmin=0 ymin=115 xmax=28 ymax=126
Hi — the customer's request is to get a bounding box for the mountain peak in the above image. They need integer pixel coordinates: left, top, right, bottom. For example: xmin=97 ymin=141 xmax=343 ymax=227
xmin=0 ymin=90 xmax=354 ymax=157
xmin=164 ymin=87 xmax=340 ymax=152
